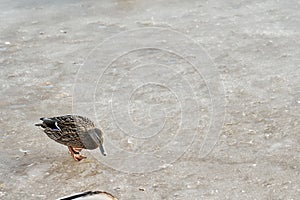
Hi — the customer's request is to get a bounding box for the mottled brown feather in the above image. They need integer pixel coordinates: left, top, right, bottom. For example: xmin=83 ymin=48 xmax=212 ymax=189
xmin=39 ymin=115 xmax=101 ymax=149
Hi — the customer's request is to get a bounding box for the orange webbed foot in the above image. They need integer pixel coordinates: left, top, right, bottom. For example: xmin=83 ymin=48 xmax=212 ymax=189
xmin=68 ymin=146 xmax=86 ymax=161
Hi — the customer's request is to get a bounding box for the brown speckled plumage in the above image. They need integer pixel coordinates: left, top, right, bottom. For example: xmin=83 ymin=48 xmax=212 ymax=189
xmin=36 ymin=115 xmax=106 ymax=161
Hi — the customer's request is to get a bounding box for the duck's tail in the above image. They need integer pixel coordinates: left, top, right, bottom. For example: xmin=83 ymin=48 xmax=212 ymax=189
xmin=35 ymin=117 xmax=61 ymax=131
xmin=35 ymin=118 xmax=44 ymax=126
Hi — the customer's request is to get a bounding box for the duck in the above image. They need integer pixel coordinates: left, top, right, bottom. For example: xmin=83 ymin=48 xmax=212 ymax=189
xmin=35 ymin=115 xmax=107 ymax=161
xmin=58 ymin=190 xmax=118 ymax=200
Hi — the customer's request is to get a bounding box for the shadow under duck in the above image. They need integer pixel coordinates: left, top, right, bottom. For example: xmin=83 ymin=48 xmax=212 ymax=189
xmin=35 ymin=115 xmax=106 ymax=161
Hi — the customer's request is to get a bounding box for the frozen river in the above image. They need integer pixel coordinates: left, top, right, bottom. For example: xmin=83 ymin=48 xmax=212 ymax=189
xmin=0 ymin=0 xmax=299 ymax=199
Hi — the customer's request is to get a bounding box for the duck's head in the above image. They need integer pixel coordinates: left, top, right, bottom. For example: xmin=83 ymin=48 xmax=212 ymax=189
xmin=83 ymin=128 xmax=107 ymax=156
xmin=94 ymin=128 xmax=107 ymax=156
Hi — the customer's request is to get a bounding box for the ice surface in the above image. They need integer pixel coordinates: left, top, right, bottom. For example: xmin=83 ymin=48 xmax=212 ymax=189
xmin=1 ymin=0 xmax=299 ymax=199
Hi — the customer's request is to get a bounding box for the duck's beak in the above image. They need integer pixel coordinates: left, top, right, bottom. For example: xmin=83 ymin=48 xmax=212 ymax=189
xmin=99 ymin=144 xmax=107 ymax=156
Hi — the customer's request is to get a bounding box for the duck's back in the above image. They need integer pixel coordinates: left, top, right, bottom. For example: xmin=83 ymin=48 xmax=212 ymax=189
xmin=54 ymin=115 xmax=95 ymax=131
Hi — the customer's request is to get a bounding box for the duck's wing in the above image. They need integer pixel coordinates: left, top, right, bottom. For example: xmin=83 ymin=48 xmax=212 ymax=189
xmin=53 ymin=115 xmax=95 ymax=132
xmin=58 ymin=191 xmax=118 ymax=200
